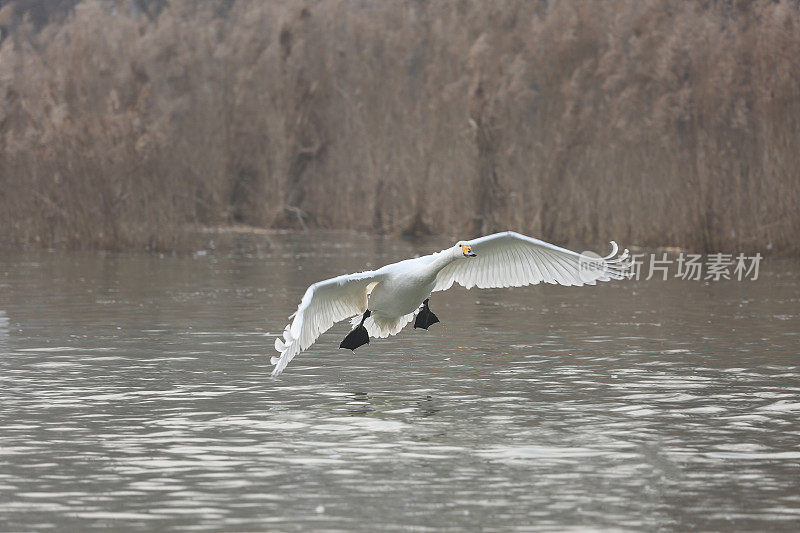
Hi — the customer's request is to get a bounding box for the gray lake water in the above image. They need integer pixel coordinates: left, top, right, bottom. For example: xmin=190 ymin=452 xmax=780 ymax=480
xmin=1 ymin=232 xmax=799 ymax=532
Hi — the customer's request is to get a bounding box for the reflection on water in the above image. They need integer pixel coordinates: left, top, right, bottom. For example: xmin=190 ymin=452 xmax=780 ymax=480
xmin=1 ymin=233 xmax=799 ymax=531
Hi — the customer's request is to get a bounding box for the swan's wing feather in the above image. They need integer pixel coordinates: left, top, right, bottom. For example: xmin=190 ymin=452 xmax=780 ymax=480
xmin=271 ymin=270 xmax=381 ymax=376
xmin=434 ymin=231 xmax=629 ymax=291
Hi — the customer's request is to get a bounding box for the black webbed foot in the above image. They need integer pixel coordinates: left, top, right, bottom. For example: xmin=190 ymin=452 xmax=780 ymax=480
xmin=340 ymin=310 xmax=371 ymax=351
xmin=340 ymin=324 xmax=370 ymax=350
xmin=414 ymin=299 xmax=440 ymax=330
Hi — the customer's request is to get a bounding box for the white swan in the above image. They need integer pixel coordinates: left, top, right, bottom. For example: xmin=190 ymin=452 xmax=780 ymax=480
xmin=271 ymin=231 xmax=629 ymax=376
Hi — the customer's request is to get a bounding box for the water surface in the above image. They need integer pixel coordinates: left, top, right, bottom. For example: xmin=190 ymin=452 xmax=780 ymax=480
xmin=1 ymin=233 xmax=799 ymax=531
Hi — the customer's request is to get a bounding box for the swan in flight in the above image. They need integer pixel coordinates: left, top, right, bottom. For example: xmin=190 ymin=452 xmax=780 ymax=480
xmin=271 ymin=231 xmax=629 ymax=376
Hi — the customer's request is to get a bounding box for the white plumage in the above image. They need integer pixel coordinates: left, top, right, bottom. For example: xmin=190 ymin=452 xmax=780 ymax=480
xmin=271 ymin=231 xmax=629 ymax=376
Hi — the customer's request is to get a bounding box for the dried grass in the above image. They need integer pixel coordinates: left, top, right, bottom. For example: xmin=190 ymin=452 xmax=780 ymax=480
xmin=1 ymin=0 xmax=798 ymax=253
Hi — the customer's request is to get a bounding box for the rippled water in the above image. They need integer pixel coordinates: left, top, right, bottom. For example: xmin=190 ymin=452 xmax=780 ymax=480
xmin=1 ymin=233 xmax=799 ymax=531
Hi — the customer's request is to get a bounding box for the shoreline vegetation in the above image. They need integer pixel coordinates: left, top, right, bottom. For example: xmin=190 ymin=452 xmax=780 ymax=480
xmin=1 ymin=0 xmax=798 ymax=254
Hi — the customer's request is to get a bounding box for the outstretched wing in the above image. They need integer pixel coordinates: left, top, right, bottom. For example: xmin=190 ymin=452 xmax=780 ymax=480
xmin=272 ymin=270 xmax=382 ymax=377
xmin=433 ymin=231 xmax=629 ymax=291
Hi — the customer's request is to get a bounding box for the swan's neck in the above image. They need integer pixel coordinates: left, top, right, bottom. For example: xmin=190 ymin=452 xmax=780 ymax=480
xmin=419 ymin=250 xmax=458 ymax=281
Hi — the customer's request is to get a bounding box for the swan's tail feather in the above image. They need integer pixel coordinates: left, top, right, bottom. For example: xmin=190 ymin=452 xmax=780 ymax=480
xmin=273 ymin=310 xmax=416 ymax=377
xmin=350 ymin=311 xmax=418 ymax=339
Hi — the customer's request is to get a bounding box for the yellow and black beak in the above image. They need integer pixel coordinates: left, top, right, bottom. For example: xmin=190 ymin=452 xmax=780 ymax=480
xmin=461 ymin=244 xmax=477 ymax=257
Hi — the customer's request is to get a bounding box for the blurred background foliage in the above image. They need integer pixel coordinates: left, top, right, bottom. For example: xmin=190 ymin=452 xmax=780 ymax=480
xmin=0 ymin=0 xmax=798 ymax=253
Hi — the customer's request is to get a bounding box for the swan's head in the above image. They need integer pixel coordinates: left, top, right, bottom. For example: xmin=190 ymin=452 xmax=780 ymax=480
xmin=458 ymin=243 xmax=477 ymax=258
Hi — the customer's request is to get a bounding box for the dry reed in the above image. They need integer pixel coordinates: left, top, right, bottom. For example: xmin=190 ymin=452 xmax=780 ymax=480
xmin=0 ymin=0 xmax=798 ymax=253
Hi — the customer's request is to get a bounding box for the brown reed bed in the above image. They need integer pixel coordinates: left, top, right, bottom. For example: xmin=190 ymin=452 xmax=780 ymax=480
xmin=0 ymin=0 xmax=798 ymax=254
